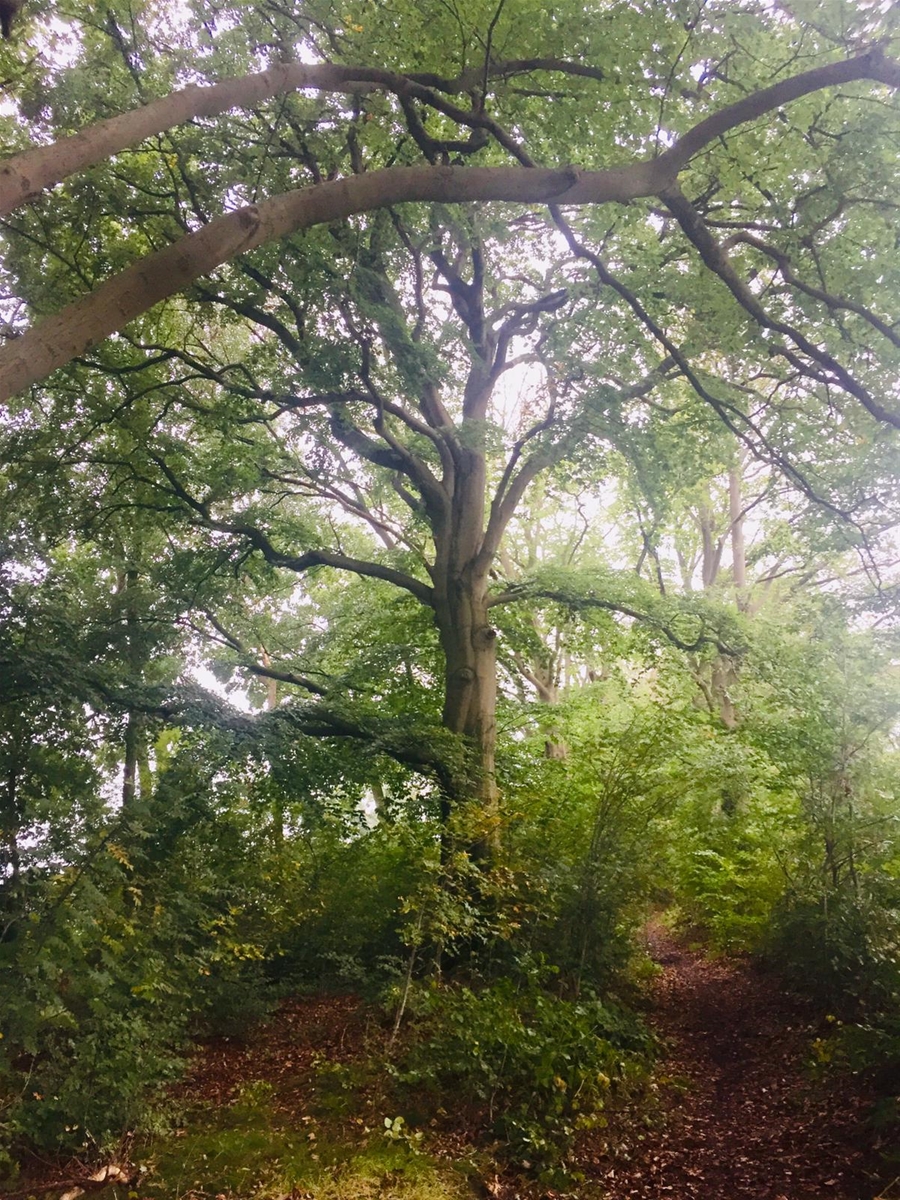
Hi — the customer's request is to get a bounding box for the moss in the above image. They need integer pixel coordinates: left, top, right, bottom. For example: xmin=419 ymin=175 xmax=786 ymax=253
xmin=138 ymin=1085 xmax=469 ymax=1200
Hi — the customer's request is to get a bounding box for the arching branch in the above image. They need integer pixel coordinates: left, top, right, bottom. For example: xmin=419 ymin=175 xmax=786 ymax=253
xmin=0 ymin=47 xmax=898 ymax=401
xmin=0 ymin=47 xmax=893 ymax=218
xmin=0 ymin=165 xmax=646 ymax=401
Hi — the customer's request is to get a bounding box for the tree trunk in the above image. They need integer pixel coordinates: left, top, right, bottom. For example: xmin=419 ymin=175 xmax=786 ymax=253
xmin=729 ymin=463 xmax=748 ymax=610
xmin=698 ymin=490 xmax=723 ymax=589
xmin=535 ymin=665 xmax=568 ymax=759
xmin=261 ymin=648 xmax=285 ymax=846
xmin=434 ymin=569 xmax=499 ymax=859
xmin=710 ymin=656 xmax=738 ymax=730
xmin=121 ymin=567 xmax=144 ymax=808
xmin=510 ymin=637 xmax=568 ymax=758
xmin=122 ymin=713 xmax=139 ymax=809
xmin=1 ymin=757 xmax=22 ymax=939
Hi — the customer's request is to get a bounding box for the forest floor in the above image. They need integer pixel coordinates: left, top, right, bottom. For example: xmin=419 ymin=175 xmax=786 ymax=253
xmin=5 ymin=923 xmax=895 ymax=1200
xmin=585 ymin=919 xmax=890 ymax=1200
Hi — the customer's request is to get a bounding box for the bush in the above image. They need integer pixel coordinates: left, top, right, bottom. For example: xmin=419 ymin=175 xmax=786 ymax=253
xmin=767 ymin=881 xmax=900 ymax=1011
xmin=392 ymin=973 xmax=653 ymax=1172
xmin=272 ymin=825 xmax=423 ymax=994
xmin=2 ymin=1006 xmax=185 ymax=1155
xmin=0 ymin=773 xmax=292 ymax=1157
xmin=667 ymin=788 xmax=798 ymax=953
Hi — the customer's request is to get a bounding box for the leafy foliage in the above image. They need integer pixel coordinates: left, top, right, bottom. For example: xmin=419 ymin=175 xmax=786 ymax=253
xmin=394 ymin=974 xmax=653 ymax=1172
xmin=1 ymin=0 xmax=900 ymax=1182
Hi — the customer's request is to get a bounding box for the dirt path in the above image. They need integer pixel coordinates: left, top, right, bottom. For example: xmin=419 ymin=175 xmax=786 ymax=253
xmin=5 ymin=939 xmax=890 ymax=1200
xmin=589 ymin=922 xmax=884 ymax=1200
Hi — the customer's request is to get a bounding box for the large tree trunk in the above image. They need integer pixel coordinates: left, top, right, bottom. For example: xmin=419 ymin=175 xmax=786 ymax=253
xmin=430 ymin=435 xmax=501 ymax=859
xmin=433 ymin=569 xmax=499 ymax=858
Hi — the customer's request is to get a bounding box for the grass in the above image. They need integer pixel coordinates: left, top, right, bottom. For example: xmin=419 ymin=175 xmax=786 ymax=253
xmin=132 ymin=1080 xmax=474 ymax=1200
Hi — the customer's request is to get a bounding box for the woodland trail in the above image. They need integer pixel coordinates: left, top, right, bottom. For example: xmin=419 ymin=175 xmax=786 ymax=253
xmin=589 ymin=921 xmax=885 ymax=1200
xmin=4 ymin=931 xmax=891 ymax=1200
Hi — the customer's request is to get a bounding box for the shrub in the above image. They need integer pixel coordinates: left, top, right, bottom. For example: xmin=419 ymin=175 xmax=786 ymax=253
xmin=767 ymin=880 xmax=900 ymax=1011
xmin=392 ymin=974 xmax=653 ymax=1172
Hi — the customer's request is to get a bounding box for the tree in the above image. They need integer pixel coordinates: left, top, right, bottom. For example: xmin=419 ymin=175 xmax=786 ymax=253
xmin=1 ymin=0 xmax=899 ymax=853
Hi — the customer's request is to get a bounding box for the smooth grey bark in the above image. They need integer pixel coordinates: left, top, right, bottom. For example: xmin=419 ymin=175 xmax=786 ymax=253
xmin=0 ymin=47 xmax=894 ymax=218
xmin=0 ymin=47 xmax=898 ymax=401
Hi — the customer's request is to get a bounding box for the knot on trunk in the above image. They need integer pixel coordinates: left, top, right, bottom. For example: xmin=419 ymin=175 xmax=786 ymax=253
xmin=453 ymin=666 xmax=476 ymax=683
xmin=472 ymin=625 xmax=497 ymax=649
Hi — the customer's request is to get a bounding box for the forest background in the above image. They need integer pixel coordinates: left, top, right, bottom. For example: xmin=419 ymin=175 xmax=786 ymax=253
xmin=2 ymin=0 xmax=900 ymax=1190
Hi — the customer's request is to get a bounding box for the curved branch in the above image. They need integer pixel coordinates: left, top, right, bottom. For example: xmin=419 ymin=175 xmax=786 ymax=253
xmin=0 ymin=47 xmax=892 ymax=220
xmin=245 ymin=662 xmax=329 ymax=696
xmin=658 ymin=46 xmax=900 ymax=173
xmin=1 ymin=46 xmax=899 ymax=399
xmin=0 ymin=164 xmax=656 ymax=401
xmin=204 ymin=516 xmax=436 ymax=603
xmin=478 ymin=449 xmax=553 ymax=572
xmin=197 ymin=609 xmax=330 ymax=696
xmin=149 ymin=451 xmax=435 ymax=605
xmin=488 ymin=584 xmax=742 ymax=655
xmin=329 ymin=404 xmax=408 ymax=471
xmin=730 ymin=231 xmax=900 ymax=350
xmin=0 ymin=58 xmax=595 ymax=215
xmin=661 ymin=183 xmax=900 ymax=427
xmin=272 ymin=547 xmax=434 ymax=605
xmin=0 ymin=60 xmax=482 ymax=215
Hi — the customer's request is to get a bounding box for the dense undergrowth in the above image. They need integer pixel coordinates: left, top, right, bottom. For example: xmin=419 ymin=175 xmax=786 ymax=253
xmin=3 ymin=606 xmax=900 ymax=1188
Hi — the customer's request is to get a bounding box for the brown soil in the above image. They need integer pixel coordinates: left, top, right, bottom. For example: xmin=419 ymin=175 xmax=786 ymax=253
xmin=586 ymin=920 xmax=888 ymax=1200
xmin=179 ymin=993 xmax=368 ymax=1113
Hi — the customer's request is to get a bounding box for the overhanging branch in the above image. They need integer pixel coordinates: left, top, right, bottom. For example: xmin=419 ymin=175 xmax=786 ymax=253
xmin=488 ymin=582 xmax=745 ymax=656
xmin=661 ymin=183 xmax=900 ymax=428
xmin=1 ymin=49 xmax=899 ymax=399
xmin=149 ymin=452 xmax=436 ymax=605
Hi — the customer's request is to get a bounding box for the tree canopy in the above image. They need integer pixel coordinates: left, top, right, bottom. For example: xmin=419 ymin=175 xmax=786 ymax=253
xmin=2 ymin=0 xmax=900 ymax=1183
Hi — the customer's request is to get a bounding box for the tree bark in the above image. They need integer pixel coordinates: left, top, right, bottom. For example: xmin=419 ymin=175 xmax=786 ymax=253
xmin=431 ymin=444 xmax=500 ymax=857
xmin=120 ymin=568 xmax=145 ymax=809
xmin=122 ymin=713 xmax=139 ymax=809
xmin=436 ymin=580 xmax=499 ymax=849
xmin=4 ymin=39 xmax=900 ymax=402
xmin=0 ymin=48 xmax=893 ymax=218
xmin=261 ymin=648 xmax=284 ymax=847
xmin=729 ymin=464 xmax=748 ymax=610
xmin=1 ymin=764 xmax=22 ymax=935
